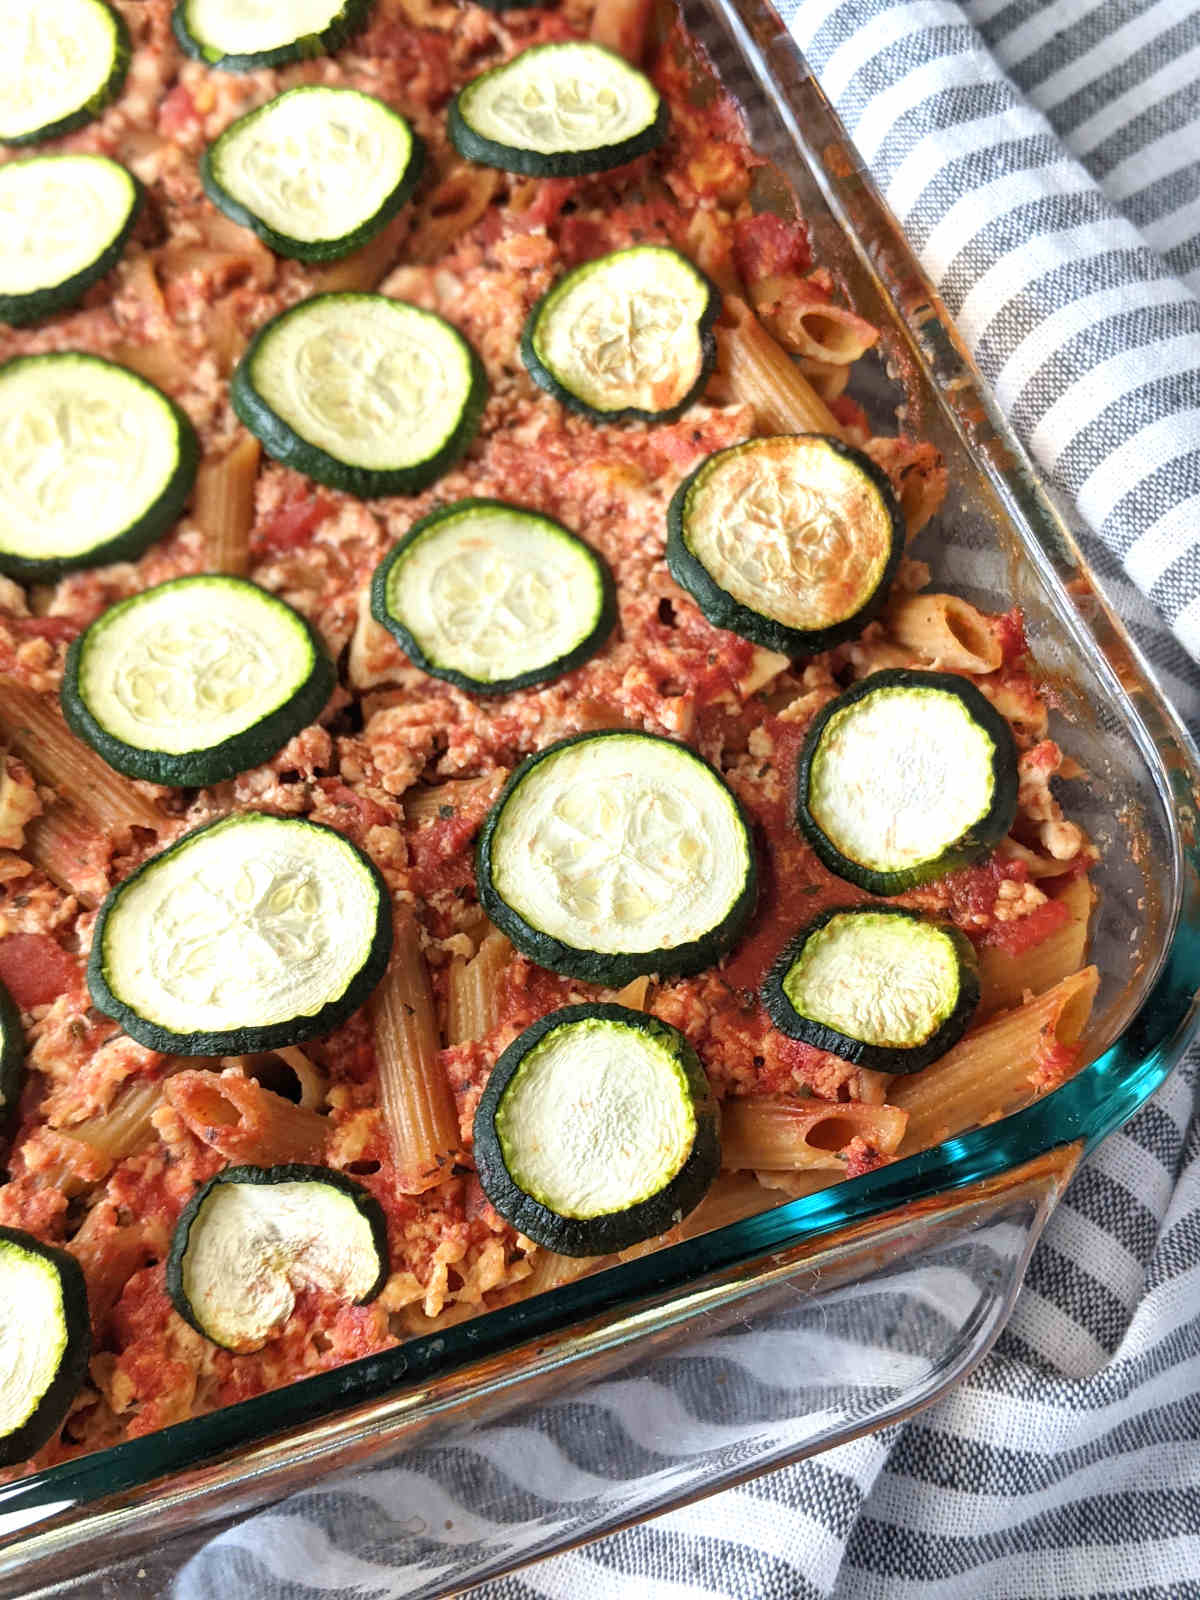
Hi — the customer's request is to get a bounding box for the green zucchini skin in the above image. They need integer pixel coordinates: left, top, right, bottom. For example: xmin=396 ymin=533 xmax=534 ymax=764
xmin=762 ymin=906 xmax=981 ymax=1074
xmin=87 ymin=816 xmax=393 ymax=1056
xmin=0 ymin=354 xmax=200 ymax=582
xmin=473 ymin=1002 xmax=721 ymax=1255
xmin=0 ymin=979 xmax=25 ymax=1141
xmin=447 ymin=45 xmax=667 ymax=178
xmin=0 ymin=1227 xmax=91 ymax=1468
xmin=665 ymin=435 xmax=906 ymax=656
xmin=231 ymin=295 xmax=488 ymax=498
xmin=520 ymin=252 xmax=720 ymax=426
xmin=165 ymin=1164 xmax=390 ymax=1349
xmin=201 ymin=97 xmax=424 ymax=263
xmin=1 ymin=1 xmax=130 ymax=147
xmin=0 ymin=165 xmax=143 ymax=328
xmin=795 ymin=668 xmax=1020 ymax=896
xmin=370 ymin=498 xmax=618 ymax=695
xmin=60 ymin=579 xmax=337 ymax=787
xmin=475 ymin=729 xmax=759 ymax=986
xmin=171 ymin=0 xmax=372 ymax=73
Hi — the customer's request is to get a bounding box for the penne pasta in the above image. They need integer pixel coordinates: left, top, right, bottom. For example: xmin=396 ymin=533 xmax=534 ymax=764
xmin=371 ymin=912 xmax=461 ymax=1191
xmin=407 ymin=166 xmax=499 ymax=265
xmin=798 ymin=356 xmax=851 ymax=403
xmin=978 ymin=876 xmax=1095 ymax=1015
xmin=717 ymin=298 xmax=844 ymax=436
xmin=163 ymin=1070 xmax=329 ymax=1166
xmin=194 ymin=432 xmax=261 ymax=577
xmin=404 ymin=771 xmax=507 ymax=826
xmin=310 ymin=213 xmax=411 ymax=294
xmin=522 ymin=1249 xmax=612 ymax=1294
xmin=892 ymin=966 xmax=1099 ymax=1152
xmin=886 ymin=593 xmax=1003 ymax=674
xmin=24 ymin=803 xmax=107 ymax=908
xmin=0 ymin=678 xmax=163 ymax=837
xmin=612 ymin=974 xmax=650 ymax=1009
xmin=71 ymin=1078 xmax=168 ymax=1162
xmin=721 ymin=1098 xmax=909 ymax=1172
xmin=749 ymin=273 xmax=879 ymax=364
xmin=589 ymin=0 xmax=652 ymax=61
xmin=447 ymin=928 xmax=513 ymax=1046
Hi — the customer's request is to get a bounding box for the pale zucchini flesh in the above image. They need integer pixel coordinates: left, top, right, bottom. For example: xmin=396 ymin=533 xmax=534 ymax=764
xmin=167 ymin=1166 xmax=388 ymax=1352
xmin=203 ymin=86 xmax=422 ymax=260
xmin=797 ymin=669 xmax=1020 ymax=895
xmin=233 ymin=293 xmax=487 ymax=496
xmin=473 ymin=1003 xmax=721 ymax=1254
xmin=0 ymin=354 xmax=199 ymax=578
xmin=62 ymin=576 xmax=335 ymax=786
xmin=89 ymin=812 xmax=392 ymax=1053
xmin=371 ymin=499 xmax=615 ymax=693
xmin=522 ymin=247 xmax=719 ymax=422
xmin=173 ymin=0 xmax=370 ymax=71
xmin=477 ymin=731 xmax=756 ymax=983
xmin=0 ymin=0 xmax=129 ymax=145
xmin=0 ymin=1228 xmax=90 ymax=1467
xmin=450 ymin=42 xmax=665 ymax=176
xmin=0 ymin=155 xmax=140 ymax=326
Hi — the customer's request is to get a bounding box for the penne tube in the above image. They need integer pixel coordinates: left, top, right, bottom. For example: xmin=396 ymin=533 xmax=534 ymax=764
xmin=721 ymin=1097 xmax=908 ymax=1172
xmin=408 ymin=166 xmax=499 ymax=265
xmin=404 ymin=771 xmax=507 ymax=826
xmin=71 ymin=1078 xmax=168 ymax=1162
xmin=612 ymin=974 xmax=650 ymax=1009
xmin=886 ymin=593 xmax=1003 ymax=674
xmin=978 ymin=876 xmax=1095 ymax=1015
xmin=163 ymin=1069 xmax=329 ymax=1166
xmin=0 ymin=678 xmax=163 ymax=837
xmin=716 ymin=298 xmax=844 ymax=437
xmin=798 ymin=356 xmax=851 ymax=403
xmin=371 ymin=912 xmax=461 ymax=1190
xmin=523 ymin=1249 xmax=611 ymax=1294
xmin=24 ymin=803 xmax=106 ymax=908
xmin=892 ymin=966 xmax=1099 ymax=1152
xmin=194 ymin=432 xmax=261 ymax=577
xmin=310 ymin=214 xmax=410 ymax=294
xmin=447 ymin=929 xmax=513 ymax=1046
xmin=749 ymin=273 xmax=879 ymax=364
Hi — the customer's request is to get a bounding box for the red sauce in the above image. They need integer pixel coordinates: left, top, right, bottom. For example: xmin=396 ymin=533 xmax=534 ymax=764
xmin=252 ymin=492 xmax=338 ymax=557
xmin=0 ymin=934 xmax=80 ymax=1009
xmin=731 ymin=214 xmax=813 ymax=283
xmin=980 ymin=895 xmax=1070 ymax=956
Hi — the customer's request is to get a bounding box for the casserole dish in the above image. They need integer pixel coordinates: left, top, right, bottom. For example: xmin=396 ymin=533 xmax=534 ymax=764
xmin=1 ymin=0 xmax=1198 ymax=1590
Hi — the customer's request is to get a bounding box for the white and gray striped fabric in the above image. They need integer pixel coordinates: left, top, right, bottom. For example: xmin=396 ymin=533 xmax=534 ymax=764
xmin=175 ymin=3 xmax=1200 ymax=1597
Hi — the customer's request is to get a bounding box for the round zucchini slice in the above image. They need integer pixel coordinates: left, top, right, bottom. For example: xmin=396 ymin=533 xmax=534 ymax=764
xmin=477 ymin=730 xmax=757 ymax=985
xmin=763 ymin=906 xmax=980 ymax=1073
xmin=0 ymin=0 xmax=129 ymax=146
xmin=0 ymin=979 xmax=24 ymax=1138
xmin=202 ymin=87 xmax=423 ymax=263
xmin=61 ymin=576 xmax=336 ymax=787
xmin=474 ymin=1003 xmax=720 ymax=1255
xmin=796 ymin=669 xmax=1020 ymax=895
xmin=0 ymin=155 xmax=141 ymax=328
xmin=449 ymin=42 xmax=666 ymax=178
xmin=521 ymin=247 xmax=719 ymax=424
xmin=88 ymin=812 xmax=392 ymax=1055
xmin=0 ymin=1227 xmax=90 ymax=1468
xmin=232 ymin=293 xmax=487 ymax=498
xmin=0 ymin=353 xmax=199 ymax=580
xmin=166 ymin=1165 xmax=388 ymax=1352
xmin=370 ymin=499 xmax=616 ymax=694
xmin=172 ymin=0 xmax=371 ymax=72
xmin=666 ymin=435 xmax=904 ymax=654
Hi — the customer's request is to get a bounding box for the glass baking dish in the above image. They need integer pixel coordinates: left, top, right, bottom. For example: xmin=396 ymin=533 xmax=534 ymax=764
xmin=4 ymin=0 xmax=1199 ymax=1592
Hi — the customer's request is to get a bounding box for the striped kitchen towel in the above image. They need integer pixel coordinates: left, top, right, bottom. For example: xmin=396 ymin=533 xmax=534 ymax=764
xmin=175 ymin=3 xmax=1200 ymax=1598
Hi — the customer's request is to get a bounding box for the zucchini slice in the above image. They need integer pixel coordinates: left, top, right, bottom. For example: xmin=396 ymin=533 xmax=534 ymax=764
xmin=88 ymin=812 xmax=392 ymax=1054
xmin=0 ymin=1227 xmax=90 ymax=1467
xmin=449 ymin=42 xmax=666 ymax=177
xmin=0 ymin=0 xmax=129 ymax=146
xmin=0 ymin=979 xmax=24 ymax=1137
xmin=166 ymin=1165 xmax=388 ymax=1352
xmin=0 ymin=353 xmax=199 ymax=580
xmin=763 ymin=906 xmax=980 ymax=1073
xmin=0 ymin=155 xmax=141 ymax=328
xmin=667 ymin=435 xmax=904 ymax=654
xmin=61 ymin=576 xmax=336 ymax=786
xmin=232 ymin=293 xmax=487 ymax=497
xmin=521 ymin=247 xmax=719 ymax=424
xmin=371 ymin=499 xmax=616 ymax=694
xmin=477 ymin=730 xmax=756 ymax=985
xmin=796 ymin=669 xmax=1019 ymax=895
xmin=202 ymin=87 xmax=423 ymax=263
xmin=473 ymin=1003 xmax=720 ymax=1255
xmin=172 ymin=0 xmax=371 ymax=72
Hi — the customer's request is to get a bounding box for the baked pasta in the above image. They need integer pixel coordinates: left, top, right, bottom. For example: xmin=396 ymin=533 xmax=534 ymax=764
xmin=0 ymin=0 xmax=1097 ymax=1473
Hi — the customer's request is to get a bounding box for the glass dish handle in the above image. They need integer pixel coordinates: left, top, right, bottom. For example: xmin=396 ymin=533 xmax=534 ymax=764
xmin=6 ymin=1142 xmax=1083 ymax=1600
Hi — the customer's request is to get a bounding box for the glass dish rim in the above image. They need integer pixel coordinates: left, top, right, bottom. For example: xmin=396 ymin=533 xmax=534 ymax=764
xmin=3 ymin=0 xmax=1200 ymax=1537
